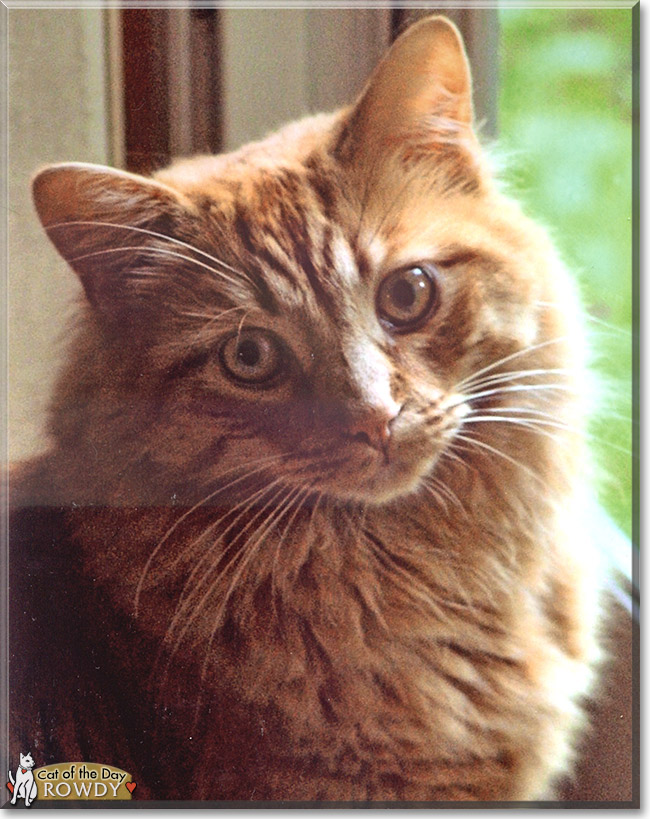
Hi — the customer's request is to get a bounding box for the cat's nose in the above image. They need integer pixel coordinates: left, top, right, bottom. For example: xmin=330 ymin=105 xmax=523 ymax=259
xmin=346 ymin=407 xmax=398 ymax=457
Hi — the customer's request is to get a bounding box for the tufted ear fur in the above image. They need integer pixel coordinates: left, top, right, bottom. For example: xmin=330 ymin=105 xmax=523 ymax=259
xmin=337 ymin=16 xmax=476 ymax=173
xmin=32 ymin=163 xmax=198 ymax=318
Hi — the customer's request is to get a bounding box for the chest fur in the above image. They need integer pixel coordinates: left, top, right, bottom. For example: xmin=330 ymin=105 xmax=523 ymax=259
xmin=69 ymin=498 xmax=594 ymax=798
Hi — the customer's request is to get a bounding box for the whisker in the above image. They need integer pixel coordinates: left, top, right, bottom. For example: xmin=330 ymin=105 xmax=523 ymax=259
xmin=214 ymin=484 xmax=301 ymax=625
xmin=192 ymin=484 xmax=303 ymax=728
xmin=165 ymin=477 xmax=285 ymax=606
xmin=423 ymin=482 xmax=451 ymax=516
xmin=134 ymin=454 xmax=286 ymax=615
xmin=152 ymin=477 xmax=288 ymax=692
xmin=438 ymin=446 xmax=473 ymax=474
xmin=341 ymin=510 xmax=390 ymax=633
xmin=477 ymin=406 xmax=572 ymax=422
xmin=462 ymin=415 xmax=567 ymax=444
xmin=46 ymin=219 xmax=253 ymax=285
xmin=454 ymin=432 xmax=547 ymax=488
xmin=459 ymin=367 xmax=574 ymax=393
xmin=467 ymin=409 xmax=632 ymax=456
xmin=178 ymin=305 xmax=246 ymax=326
xmin=425 ymin=475 xmax=468 ymax=518
xmin=66 ymin=245 xmax=256 ymax=292
xmin=453 ymin=336 xmax=569 ymax=393
xmin=167 ymin=479 xmax=287 ymax=641
xmin=156 ymin=481 xmax=290 ymax=702
xmin=270 ymin=484 xmax=313 ymax=616
xmin=445 ymin=382 xmax=578 ymax=411
xmin=360 ymin=529 xmax=464 ymax=625
xmin=536 ymin=301 xmax=632 ymax=338
xmin=236 ymin=309 xmax=252 ymax=345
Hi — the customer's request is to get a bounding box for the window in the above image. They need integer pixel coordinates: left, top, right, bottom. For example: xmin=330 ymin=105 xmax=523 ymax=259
xmin=499 ymin=8 xmax=634 ymax=541
xmin=8 ymin=7 xmax=635 ymax=548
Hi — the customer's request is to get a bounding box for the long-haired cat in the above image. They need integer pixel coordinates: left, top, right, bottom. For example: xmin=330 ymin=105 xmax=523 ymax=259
xmin=10 ymin=16 xmax=613 ymax=801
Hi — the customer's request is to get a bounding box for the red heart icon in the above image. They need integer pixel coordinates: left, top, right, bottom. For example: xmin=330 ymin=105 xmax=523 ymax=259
xmin=126 ymin=782 xmax=136 ymax=794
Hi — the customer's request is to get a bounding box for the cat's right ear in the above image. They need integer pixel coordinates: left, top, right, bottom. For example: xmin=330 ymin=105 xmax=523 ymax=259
xmin=32 ymin=162 xmax=197 ymax=312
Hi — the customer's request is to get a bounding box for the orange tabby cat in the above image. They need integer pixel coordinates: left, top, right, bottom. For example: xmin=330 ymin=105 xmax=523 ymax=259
xmin=10 ymin=17 xmax=604 ymax=801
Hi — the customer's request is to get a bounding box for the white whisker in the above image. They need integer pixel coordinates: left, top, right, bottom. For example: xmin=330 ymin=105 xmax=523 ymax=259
xmin=454 ymin=336 xmax=569 ymax=393
xmin=152 ymin=478 xmax=287 ymax=693
xmin=425 ymin=475 xmax=468 ymax=518
xmin=360 ymin=529 xmax=464 ymax=625
xmin=536 ymin=301 xmax=632 ymax=338
xmin=462 ymin=415 xmax=568 ymax=444
xmin=438 ymin=446 xmax=473 ymax=473
xmin=192 ymin=484 xmax=304 ymax=728
xmin=67 ymin=245 xmax=254 ymax=292
xmin=134 ymin=453 xmax=286 ymax=616
xmin=168 ymin=479 xmax=287 ymax=641
xmin=178 ymin=305 xmax=246 ymax=326
xmin=468 ymin=409 xmax=632 ymax=456
xmin=446 ymin=382 xmax=578 ymax=411
xmin=422 ymin=480 xmax=450 ymax=515
xmin=166 ymin=478 xmax=284 ymax=608
xmin=46 ymin=219 xmax=253 ymax=285
xmin=459 ymin=367 xmax=574 ymax=393
xmin=454 ymin=432 xmax=547 ymax=488
xmin=270 ymin=484 xmax=313 ymax=615
xmin=214 ymin=484 xmax=301 ymax=624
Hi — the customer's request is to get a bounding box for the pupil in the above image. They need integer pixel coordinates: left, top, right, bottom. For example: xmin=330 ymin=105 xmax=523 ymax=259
xmin=238 ymin=339 xmax=261 ymax=367
xmin=392 ymin=278 xmax=416 ymax=310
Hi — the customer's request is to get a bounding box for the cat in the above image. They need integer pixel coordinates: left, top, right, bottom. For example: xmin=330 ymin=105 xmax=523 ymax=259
xmin=9 ymin=15 xmax=624 ymax=802
xmin=8 ymin=752 xmax=38 ymax=806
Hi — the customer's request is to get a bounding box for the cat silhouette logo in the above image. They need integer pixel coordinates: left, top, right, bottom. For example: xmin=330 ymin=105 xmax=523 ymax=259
xmin=7 ymin=752 xmax=38 ymax=807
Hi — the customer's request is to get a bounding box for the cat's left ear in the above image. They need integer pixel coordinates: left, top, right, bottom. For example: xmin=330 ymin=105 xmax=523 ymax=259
xmin=338 ymin=16 xmax=476 ymax=166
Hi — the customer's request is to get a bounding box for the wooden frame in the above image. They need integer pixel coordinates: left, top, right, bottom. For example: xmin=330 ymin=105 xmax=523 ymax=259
xmin=117 ymin=7 xmax=497 ymax=171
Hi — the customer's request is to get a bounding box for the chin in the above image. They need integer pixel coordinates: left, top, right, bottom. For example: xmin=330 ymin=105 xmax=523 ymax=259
xmin=368 ymin=457 xmax=440 ymax=505
xmin=318 ymin=450 xmax=440 ymax=506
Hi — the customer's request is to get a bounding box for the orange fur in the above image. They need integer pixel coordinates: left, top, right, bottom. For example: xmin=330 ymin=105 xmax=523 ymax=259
xmin=11 ymin=17 xmax=601 ymax=801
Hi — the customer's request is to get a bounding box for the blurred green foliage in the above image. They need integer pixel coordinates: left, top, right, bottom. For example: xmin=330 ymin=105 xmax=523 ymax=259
xmin=499 ymin=8 xmax=634 ymax=538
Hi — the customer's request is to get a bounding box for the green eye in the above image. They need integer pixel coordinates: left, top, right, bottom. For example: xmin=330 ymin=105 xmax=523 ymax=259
xmin=220 ymin=328 xmax=285 ymax=385
xmin=377 ymin=265 xmax=439 ymax=331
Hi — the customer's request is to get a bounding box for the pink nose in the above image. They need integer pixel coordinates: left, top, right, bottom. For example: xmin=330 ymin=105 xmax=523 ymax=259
xmin=346 ymin=409 xmax=396 ymax=455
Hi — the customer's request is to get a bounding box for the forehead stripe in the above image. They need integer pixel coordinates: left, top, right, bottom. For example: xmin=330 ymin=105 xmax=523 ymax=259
xmin=305 ymin=163 xmax=339 ymax=223
xmin=354 ymin=245 xmax=373 ymax=283
xmin=285 ymin=212 xmax=340 ymax=319
xmin=320 ymin=224 xmax=335 ymax=283
xmin=232 ymin=208 xmax=295 ymax=314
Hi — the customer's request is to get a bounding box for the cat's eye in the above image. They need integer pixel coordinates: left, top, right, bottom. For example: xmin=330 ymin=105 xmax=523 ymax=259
xmin=376 ymin=265 xmax=439 ymax=331
xmin=220 ymin=328 xmax=285 ymax=386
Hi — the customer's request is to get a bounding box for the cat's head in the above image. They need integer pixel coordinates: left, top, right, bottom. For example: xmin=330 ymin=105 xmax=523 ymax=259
xmin=19 ymin=753 xmax=34 ymax=770
xmin=32 ymin=17 xmax=581 ymax=509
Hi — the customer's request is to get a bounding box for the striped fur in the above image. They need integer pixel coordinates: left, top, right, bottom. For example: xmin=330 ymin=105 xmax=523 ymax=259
xmin=13 ymin=17 xmax=601 ymax=801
